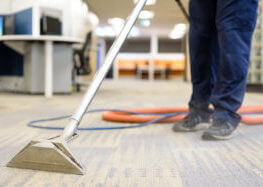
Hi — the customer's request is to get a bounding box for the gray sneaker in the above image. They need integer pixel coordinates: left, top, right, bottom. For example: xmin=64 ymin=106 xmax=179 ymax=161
xmin=172 ymin=112 xmax=211 ymax=132
xmin=202 ymin=120 xmax=238 ymax=140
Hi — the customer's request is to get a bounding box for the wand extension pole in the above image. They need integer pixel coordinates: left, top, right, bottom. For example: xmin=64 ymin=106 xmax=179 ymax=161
xmin=62 ymin=0 xmax=147 ymax=141
xmin=174 ymin=0 xmax=190 ymax=22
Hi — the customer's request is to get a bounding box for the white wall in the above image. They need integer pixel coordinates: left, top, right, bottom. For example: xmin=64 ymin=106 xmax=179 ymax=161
xmin=70 ymin=0 xmax=99 ymax=38
xmin=9 ymin=0 xmax=35 ymax=12
xmin=0 ymin=0 xmax=99 ymax=38
xmin=0 ymin=1 xmax=11 ymax=14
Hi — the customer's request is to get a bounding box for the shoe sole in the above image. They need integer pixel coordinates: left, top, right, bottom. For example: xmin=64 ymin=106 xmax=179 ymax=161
xmin=173 ymin=122 xmax=210 ymax=132
xmin=202 ymin=129 xmax=239 ymax=141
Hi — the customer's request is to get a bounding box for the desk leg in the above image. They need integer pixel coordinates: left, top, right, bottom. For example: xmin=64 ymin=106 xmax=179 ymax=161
xmin=149 ymin=61 xmax=154 ymax=81
xmin=137 ymin=70 xmax=140 ymax=79
xmin=113 ymin=59 xmax=119 ymax=80
xmin=45 ymin=41 xmax=53 ymax=98
xmin=162 ymin=70 xmax=165 ymax=80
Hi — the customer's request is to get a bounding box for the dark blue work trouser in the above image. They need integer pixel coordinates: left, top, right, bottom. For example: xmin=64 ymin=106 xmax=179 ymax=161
xmin=189 ymin=0 xmax=258 ymax=126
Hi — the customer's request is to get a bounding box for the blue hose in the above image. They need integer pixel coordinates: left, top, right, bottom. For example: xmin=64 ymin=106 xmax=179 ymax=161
xmin=27 ymin=109 xmax=188 ymax=131
xmin=27 ymin=109 xmax=263 ymax=131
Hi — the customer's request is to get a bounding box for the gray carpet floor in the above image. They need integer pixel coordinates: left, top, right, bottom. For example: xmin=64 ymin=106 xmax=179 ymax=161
xmin=0 ymin=80 xmax=263 ymax=187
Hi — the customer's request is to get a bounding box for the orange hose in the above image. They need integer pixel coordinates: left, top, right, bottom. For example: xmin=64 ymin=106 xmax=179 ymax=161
xmin=102 ymin=106 xmax=263 ymax=125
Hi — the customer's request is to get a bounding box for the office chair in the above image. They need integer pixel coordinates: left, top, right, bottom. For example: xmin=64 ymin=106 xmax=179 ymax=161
xmin=73 ymin=32 xmax=92 ymax=75
xmin=73 ymin=32 xmax=92 ymax=91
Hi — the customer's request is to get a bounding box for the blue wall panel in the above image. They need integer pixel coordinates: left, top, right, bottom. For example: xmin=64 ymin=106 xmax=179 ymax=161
xmin=0 ymin=43 xmax=23 ymax=76
xmin=0 ymin=8 xmax=33 ymax=76
xmin=14 ymin=8 xmax=32 ymax=35
xmin=0 ymin=16 xmax=3 ymax=35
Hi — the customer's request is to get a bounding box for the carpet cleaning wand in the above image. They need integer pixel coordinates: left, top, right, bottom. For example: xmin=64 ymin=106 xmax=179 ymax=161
xmin=174 ymin=0 xmax=189 ymax=22
xmin=7 ymin=0 xmax=147 ymax=175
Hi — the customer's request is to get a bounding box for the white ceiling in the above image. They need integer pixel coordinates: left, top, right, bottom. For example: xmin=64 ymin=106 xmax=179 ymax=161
xmin=85 ymin=0 xmax=189 ymax=38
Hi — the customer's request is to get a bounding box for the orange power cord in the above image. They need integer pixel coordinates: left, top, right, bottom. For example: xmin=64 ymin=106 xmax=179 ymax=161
xmin=102 ymin=105 xmax=263 ymax=125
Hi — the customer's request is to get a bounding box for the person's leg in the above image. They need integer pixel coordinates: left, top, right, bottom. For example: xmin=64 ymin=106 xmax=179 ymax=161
xmin=203 ymin=0 xmax=259 ymax=139
xmin=188 ymin=0 xmax=219 ymax=117
xmin=173 ymin=0 xmax=219 ymax=132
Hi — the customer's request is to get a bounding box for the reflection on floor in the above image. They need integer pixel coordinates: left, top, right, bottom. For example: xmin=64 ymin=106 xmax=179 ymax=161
xmin=0 ymin=80 xmax=263 ymax=186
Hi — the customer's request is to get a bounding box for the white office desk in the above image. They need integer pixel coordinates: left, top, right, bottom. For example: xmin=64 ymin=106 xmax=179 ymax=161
xmin=0 ymin=35 xmax=83 ymax=42
xmin=0 ymin=35 xmax=84 ymax=98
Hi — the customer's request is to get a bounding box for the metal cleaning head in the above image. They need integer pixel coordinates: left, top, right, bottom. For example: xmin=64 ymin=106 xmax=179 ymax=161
xmin=7 ymin=136 xmax=84 ymax=175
